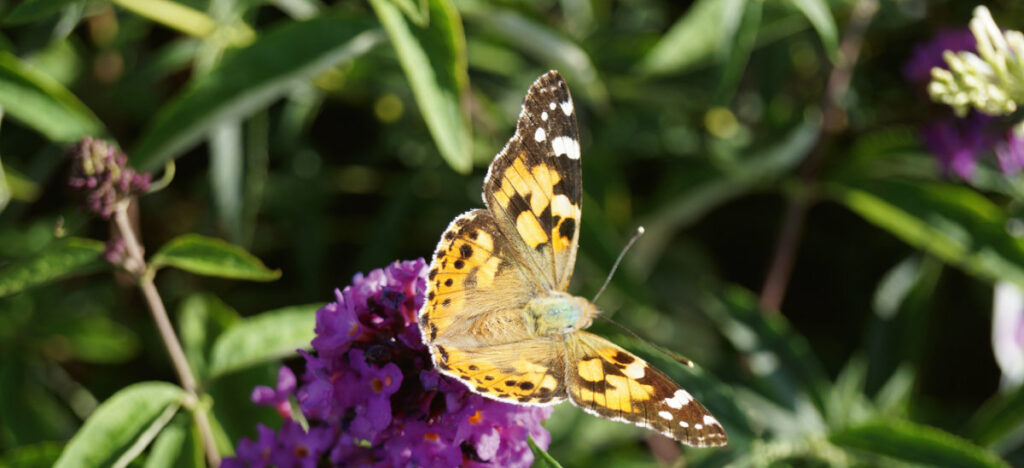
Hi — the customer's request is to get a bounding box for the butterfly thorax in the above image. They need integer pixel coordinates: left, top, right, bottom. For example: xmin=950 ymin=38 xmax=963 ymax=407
xmin=524 ymin=292 xmax=595 ymax=336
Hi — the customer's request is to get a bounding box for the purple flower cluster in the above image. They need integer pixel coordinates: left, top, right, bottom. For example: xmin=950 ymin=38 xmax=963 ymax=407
xmin=905 ymin=30 xmax=1024 ymax=178
xmin=67 ymin=137 xmax=151 ymax=219
xmin=224 ymin=259 xmax=553 ymax=468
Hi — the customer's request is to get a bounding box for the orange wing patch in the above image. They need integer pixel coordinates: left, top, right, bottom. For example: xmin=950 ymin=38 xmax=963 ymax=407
xmin=430 ymin=340 xmax=567 ymax=405
xmin=567 ymin=332 xmax=727 ymax=447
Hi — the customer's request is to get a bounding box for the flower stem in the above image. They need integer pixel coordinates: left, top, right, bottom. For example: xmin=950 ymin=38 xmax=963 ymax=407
xmin=113 ymin=201 xmax=221 ymax=467
xmin=759 ymin=0 xmax=879 ymax=312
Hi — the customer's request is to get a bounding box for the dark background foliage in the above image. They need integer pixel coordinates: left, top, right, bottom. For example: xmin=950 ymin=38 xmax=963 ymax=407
xmin=2 ymin=0 xmax=1024 ymax=466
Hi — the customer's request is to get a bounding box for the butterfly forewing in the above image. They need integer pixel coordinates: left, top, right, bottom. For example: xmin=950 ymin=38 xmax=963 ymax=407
xmin=483 ymin=72 xmax=582 ymax=291
xmin=566 ymin=332 xmax=727 ymax=447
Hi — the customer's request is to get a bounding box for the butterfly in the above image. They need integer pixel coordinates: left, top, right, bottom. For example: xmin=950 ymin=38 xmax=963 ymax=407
xmin=417 ymin=71 xmax=727 ymax=447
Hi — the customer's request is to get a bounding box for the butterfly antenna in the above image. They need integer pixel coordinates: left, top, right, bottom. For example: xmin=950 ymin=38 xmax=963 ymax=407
xmin=592 ymin=226 xmax=645 ymax=303
xmin=596 ymin=314 xmax=694 ymax=368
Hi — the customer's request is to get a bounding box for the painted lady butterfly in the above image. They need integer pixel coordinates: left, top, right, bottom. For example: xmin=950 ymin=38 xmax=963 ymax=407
xmin=418 ymin=71 xmax=727 ymax=447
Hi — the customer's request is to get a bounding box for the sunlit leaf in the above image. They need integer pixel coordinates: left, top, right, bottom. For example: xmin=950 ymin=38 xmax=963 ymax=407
xmin=150 ymin=234 xmax=281 ymax=281
xmin=830 ymin=178 xmax=1024 ymax=288
xmin=207 ymin=303 xmax=320 ymax=378
xmin=132 ymin=15 xmax=382 ymax=170
xmin=369 ymin=0 xmax=472 ymax=173
xmin=144 ymin=414 xmax=201 ymax=468
xmin=0 ymin=237 xmax=107 ymax=299
xmin=0 ymin=51 xmax=105 ymax=142
xmin=831 ymin=419 xmax=1008 ymax=468
xmin=54 ymin=382 xmax=184 ymax=468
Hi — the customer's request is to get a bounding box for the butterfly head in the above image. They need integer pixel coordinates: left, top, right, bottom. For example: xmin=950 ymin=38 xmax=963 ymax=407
xmin=524 ymin=292 xmax=597 ymax=336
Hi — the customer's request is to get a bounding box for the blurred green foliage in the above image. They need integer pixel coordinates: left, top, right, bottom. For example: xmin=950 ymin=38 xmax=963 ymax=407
xmin=2 ymin=0 xmax=1024 ymax=466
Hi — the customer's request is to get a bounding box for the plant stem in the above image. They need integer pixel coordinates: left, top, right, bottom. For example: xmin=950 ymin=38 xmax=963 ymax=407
xmin=759 ymin=0 xmax=879 ymax=312
xmin=113 ymin=201 xmax=222 ymax=467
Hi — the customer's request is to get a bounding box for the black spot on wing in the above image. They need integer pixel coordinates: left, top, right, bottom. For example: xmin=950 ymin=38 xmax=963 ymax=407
xmin=558 ymin=217 xmax=576 ymax=240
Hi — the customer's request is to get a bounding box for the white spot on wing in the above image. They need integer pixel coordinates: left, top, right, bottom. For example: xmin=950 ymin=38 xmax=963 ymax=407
xmin=549 ymin=102 xmax=556 ymax=110
xmin=664 ymin=389 xmax=693 ymax=409
xmin=658 ymin=411 xmax=673 ymax=420
xmin=534 ymin=127 xmax=546 ymax=142
xmin=703 ymin=414 xmax=718 ymax=426
xmin=623 ymin=362 xmax=645 ymax=379
xmin=551 ymin=136 xmax=580 ymax=160
xmin=560 ymin=99 xmax=573 ymax=116
xmin=679 ymin=421 xmax=689 ymax=428
xmin=541 ymin=111 xmax=548 ymax=121
xmin=695 ymin=423 xmax=703 ymax=430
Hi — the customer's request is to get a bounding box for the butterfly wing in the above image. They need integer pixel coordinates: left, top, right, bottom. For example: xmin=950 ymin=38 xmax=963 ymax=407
xmin=565 ymin=331 xmax=728 ymax=447
xmin=419 ymin=209 xmax=567 ymax=405
xmin=429 ymin=338 xmax=567 ymax=405
xmin=483 ymin=71 xmax=582 ymax=291
xmin=420 ymin=209 xmax=539 ymax=347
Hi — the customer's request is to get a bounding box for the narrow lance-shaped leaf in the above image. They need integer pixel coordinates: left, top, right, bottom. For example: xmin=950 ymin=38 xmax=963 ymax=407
xmin=0 ymin=237 xmax=108 ymax=299
xmin=788 ymin=0 xmax=838 ymax=60
xmin=0 ymin=51 xmax=105 ymax=142
xmin=132 ymin=15 xmax=383 ymax=170
xmin=54 ymin=382 xmax=185 ymax=468
xmin=831 ymin=419 xmax=1009 ymax=468
xmin=635 ymin=0 xmax=744 ymax=76
xmin=3 ymin=0 xmax=79 ymax=24
xmin=149 ymin=234 xmax=281 ymax=281
xmin=459 ymin=5 xmax=608 ymax=107
xmin=829 ymin=178 xmax=1024 ymax=289
xmin=369 ymin=0 xmax=472 ymax=173
xmin=207 ymin=303 xmax=320 ymax=378
xmin=528 ymin=436 xmax=564 ymax=468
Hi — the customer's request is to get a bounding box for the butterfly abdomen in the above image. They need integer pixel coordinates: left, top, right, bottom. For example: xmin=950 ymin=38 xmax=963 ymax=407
xmin=524 ymin=293 xmax=595 ymax=336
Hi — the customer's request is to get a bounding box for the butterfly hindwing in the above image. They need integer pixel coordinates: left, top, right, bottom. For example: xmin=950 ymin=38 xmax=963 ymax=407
xmin=483 ymin=71 xmax=582 ymax=291
xmin=566 ymin=332 xmax=727 ymax=447
xmin=429 ymin=339 xmax=567 ymax=405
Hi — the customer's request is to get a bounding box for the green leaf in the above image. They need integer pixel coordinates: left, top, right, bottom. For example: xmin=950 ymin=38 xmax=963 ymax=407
xmin=715 ymin=0 xmax=760 ymax=103
xmin=459 ymin=5 xmax=608 ymax=107
xmin=635 ymin=0 xmax=744 ymax=76
xmin=634 ymin=119 xmax=819 ymax=268
xmin=132 ymin=15 xmax=382 ymax=170
xmin=967 ymin=381 xmax=1024 ymax=453
xmin=788 ymin=0 xmax=838 ymax=59
xmin=703 ymin=285 xmax=831 ymax=416
xmin=829 ymin=178 xmax=1024 ymax=289
xmin=150 ymin=234 xmax=281 ymax=281
xmin=369 ymin=0 xmax=472 ymax=173
xmin=54 ymin=382 xmax=185 ymax=468
xmin=179 ymin=293 xmax=241 ymax=382
xmin=207 ymin=303 xmax=320 ymax=378
xmin=0 ymin=237 xmax=108 ymax=299
xmin=831 ymin=419 xmax=1008 ymax=468
xmin=59 ymin=314 xmax=141 ymax=364
xmin=3 ymin=0 xmax=77 ymax=24
xmin=0 ymin=51 xmax=105 ymax=142
xmin=144 ymin=414 xmax=201 ymax=468
xmin=528 ymin=436 xmax=564 ymax=468
xmin=0 ymin=441 xmax=64 ymax=468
